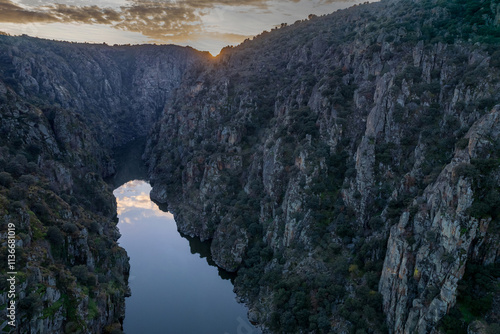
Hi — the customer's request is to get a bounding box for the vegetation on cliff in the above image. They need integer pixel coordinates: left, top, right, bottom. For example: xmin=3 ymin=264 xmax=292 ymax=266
xmin=0 ymin=81 xmax=128 ymax=333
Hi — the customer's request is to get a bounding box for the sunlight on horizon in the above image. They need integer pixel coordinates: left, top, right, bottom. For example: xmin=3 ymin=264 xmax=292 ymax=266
xmin=0 ymin=0 xmax=377 ymax=55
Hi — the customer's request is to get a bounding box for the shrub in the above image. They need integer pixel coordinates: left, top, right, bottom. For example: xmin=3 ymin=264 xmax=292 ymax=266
xmin=19 ymin=174 xmax=36 ymax=186
xmin=368 ymin=216 xmax=384 ymax=230
xmin=31 ymin=202 xmax=49 ymax=219
xmin=0 ymin=171 xmax=13 ymax=187
xmin=26 ymin=143 xmax=42 ymax=158
xmin=47 ymin=226 xmax=64 ymax=246
xmin=62 ymin=222 xmax=78 ymax=235
xmin=454 ymin=163 xmax=478 ymax=179
xmin=71 ymin=265 xmax=89 ymax=285
xmin=490 ymin=50 xmax=500 ymax=68
xmin=456 ymin=138 xmax=469 ymax=149
xmin=8 ymin=185 xmax=27 ymax=201
xmin=89 ymin=221 xmax=101 ymax=234
xmin=5 ymin=155 xmax=28 ymax=177
xmin=467 ymin=202 xmax=491 ymax=218
xmin=19 ymin=293 xmax=42 ymax=318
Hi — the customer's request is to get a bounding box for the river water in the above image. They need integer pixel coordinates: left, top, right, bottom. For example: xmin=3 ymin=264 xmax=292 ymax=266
xmin=111 ymin=140 xmax=259 ymax=334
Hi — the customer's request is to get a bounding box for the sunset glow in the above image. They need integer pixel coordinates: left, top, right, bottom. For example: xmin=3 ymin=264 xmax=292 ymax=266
xmin=0 ymin=0 xmax=374 ymax=55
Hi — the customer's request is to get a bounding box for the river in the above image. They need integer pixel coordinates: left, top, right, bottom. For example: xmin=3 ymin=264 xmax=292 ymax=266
xmin=110 ymin=139 xmax=259 ymax=334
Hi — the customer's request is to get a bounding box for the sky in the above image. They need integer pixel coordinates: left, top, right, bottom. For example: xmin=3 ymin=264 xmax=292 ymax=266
xmin=0 ymin=0 xmax=374 ymax=55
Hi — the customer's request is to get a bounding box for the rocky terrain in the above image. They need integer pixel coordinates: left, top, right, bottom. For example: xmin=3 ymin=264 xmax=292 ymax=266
xmin=0 ymin=37 xmax=209 ymax=147
xmin=146 ymin=0 xmax=500 ymax=333
xmin=1 ymin=0 xmax=500 ymax=333
xmin=0 ymin=81 xmax=128 ymax=333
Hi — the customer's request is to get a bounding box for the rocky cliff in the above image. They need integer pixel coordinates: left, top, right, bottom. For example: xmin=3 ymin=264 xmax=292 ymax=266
xmin=0 ymin=36 xmax=210 ymax=147
xmin=146 ymin=0 xmax=500 ymax=333
xmin=1 ymin=0 xmax=500 ymax=333
xmin=0 ymin=80 xmax=128 ymax=333
xmin=380 ymin=108 xmax=500 ymax=333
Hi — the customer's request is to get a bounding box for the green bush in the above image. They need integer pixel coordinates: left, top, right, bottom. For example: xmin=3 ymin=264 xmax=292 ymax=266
xmin=455 ymin=163 xmax=478 ymax=179
xmin=0 ymin=171 xmax=13 ymax=187
xmin=19 ymin=174 xmax=36 ymax=186
xmin=62 ymin=222 xmax=78 ymax=235
xmin=456 ymin=138 xmax=469 ymax=149
xmin=71 ymin=265 xmax=89 ymax=285
xmin=441 ymin=263 xmax=500 ymax=332
xmin=47 ymin=226 xmax=64 ymax=246
xmin=468 ymin=202 xmax=491 ymax=218
xmin=31 ymin=201 xmax=49 ymax=219
xmin=8 ymin=185 xmax=27 ymax=201
xmin=490 ymin=50 xmax=500 ymax=68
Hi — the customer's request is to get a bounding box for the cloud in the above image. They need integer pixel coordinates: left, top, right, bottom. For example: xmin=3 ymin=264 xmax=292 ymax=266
xmin=0 ymin=0 xmax=274 ymax=52
xmin=53 ymin=5 xmax=121 ymax=24
xmin=132 ymin=0 xmax=271 ymax=9
xmin=1 ymin=0 xmax=371 ymax=54
xmin=321 ymin=0 xmax=359 ymax=3
xmin=0 ymin=1 xmax=273 ymax=38
xmin=0 ymin=0 xmax=56 ymax=23
xmin=0 ymin=1 xmax=200 ymax=37
xmin=115 ymin=2 xmax=203 ymax=39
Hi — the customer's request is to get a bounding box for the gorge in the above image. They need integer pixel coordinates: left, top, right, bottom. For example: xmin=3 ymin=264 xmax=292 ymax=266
xmin=0 ymin=0 xmax=499 ymax=333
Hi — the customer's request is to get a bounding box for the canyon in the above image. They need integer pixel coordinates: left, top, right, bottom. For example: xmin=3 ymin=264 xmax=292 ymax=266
xmin=0 ymin=0 xmax=499 ymax=333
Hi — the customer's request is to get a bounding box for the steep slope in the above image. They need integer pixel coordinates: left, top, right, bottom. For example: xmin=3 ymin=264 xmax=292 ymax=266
xmin=0 ymin=80 xmax=128 ymax=333
xmin=380 ymin=108 xmax=500 ymax=333
xmin=146 ymin=0 xmax=500 ymax=332
xmin=0 ymin=35 xmax=210 ymax=147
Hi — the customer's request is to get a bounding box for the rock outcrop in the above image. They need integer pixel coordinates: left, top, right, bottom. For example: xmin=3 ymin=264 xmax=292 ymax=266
xmin=0 ymin=36 xmax=210 ymax=147
xmin=0 ymin=81 xmax=128 ymax=333
xmin=380 ymin=108 xmax=500 ymax=334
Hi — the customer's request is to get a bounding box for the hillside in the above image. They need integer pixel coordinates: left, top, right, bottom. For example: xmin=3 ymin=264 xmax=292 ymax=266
xmin=0 ymin=81 xmax=128 ymax=333
xmin=0 ymin=37 xmax=209 ymax=147
xmin=146 ymin=0 xmax=500 ymax=332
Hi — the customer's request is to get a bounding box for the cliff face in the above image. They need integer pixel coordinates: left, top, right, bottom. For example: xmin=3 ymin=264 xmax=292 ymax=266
xmin=380 ymin=108 xmax=500 ymax=333
xmin=1 ymin=0 xmax=500 ymax=333
xmin=0 ymin=80 xmax=128 ymax=333
xmin=0 ymin=36 xmax=210 ymax=147
xmin=146 ymin=0 xmax=500 ymax=332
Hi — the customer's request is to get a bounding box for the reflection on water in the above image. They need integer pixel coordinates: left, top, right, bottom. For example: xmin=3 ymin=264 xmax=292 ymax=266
xmin=115 ymin=181 xmax=171 ymax=218
xmin=180 ymin=232 xmax=237 ymax=282
xmin=114 ymin=180 xmax=260 ymax=334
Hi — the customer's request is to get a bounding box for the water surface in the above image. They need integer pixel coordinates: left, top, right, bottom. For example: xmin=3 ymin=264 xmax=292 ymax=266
xmin=114 ymin=180 xmax=259 ymax=334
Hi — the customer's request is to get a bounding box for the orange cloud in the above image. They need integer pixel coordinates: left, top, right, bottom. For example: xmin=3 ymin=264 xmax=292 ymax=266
xmin=0 ymin=0 xmax=366 ymax=54
xmin=0 ymin=0 xmax=56 ymax=23
xmin=0 ymin=0 xmax=244 ymax=41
